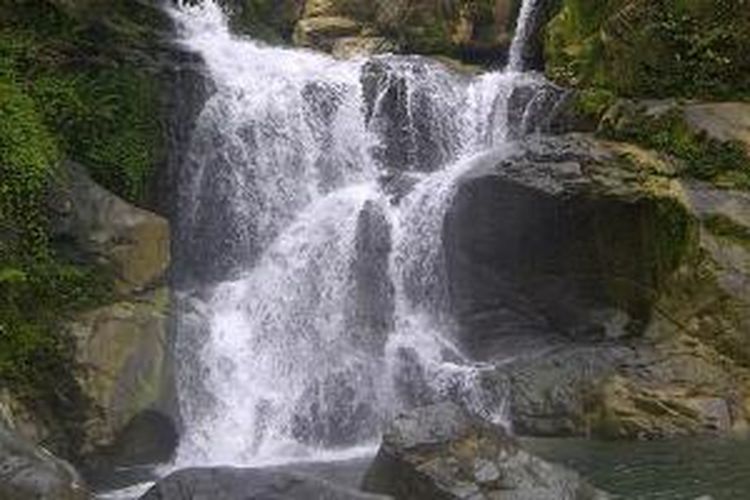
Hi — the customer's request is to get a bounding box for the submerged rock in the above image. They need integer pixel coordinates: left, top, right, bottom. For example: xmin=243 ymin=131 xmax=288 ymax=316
xmin=362 ymin=402 xmax=607 ymax=500
xmin=0 ymin=426 xmax=89 ymax=500
xmin=140 ymin=467 xmax=389 ymax=500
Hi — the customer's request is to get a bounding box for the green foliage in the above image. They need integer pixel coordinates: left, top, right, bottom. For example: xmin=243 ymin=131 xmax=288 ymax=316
xmin=0 ymin=1 xmax=164 ymax=205
xmin=571 ymin=87 xmax=617 ymax=127
xmin=600 ymin=106 xmax=750 ymax=189
xmin=545 ymin=0 xmax=750 ymax=99
xmin=0 ymin=76 xmax=59 ymax=261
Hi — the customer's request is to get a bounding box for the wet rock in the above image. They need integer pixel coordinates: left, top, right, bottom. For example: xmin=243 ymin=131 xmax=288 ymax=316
xmin=440 ymin=134 xmax=750 ymax=437
xmin=360 ymin=57 xmax=464 ymax=173
xmin=140 ymin=467 xmax=389 ymax=500
xmin=0 ymin=426 xmax=89 ymax=500
xmin=348 ymin=200 xmax=395 ymax=354
xmin=506 ymin=79 xmax=570 ymax=138
xmin=291 ymin=364 xmax=382 ymax=447
xmin=362 ymin=402 xmax=607 ymax=500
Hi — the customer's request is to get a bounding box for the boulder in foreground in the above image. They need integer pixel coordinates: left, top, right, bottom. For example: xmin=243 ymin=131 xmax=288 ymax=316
xmin=0 ymin=426 xmax=89 ymax=500
xmin=140 ymin=466 xmax=390 ymax=500
xmin=362 ymin=402 xmax=607 ymax=500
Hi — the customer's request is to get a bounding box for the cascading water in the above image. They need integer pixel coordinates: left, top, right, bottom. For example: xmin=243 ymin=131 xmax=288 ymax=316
xmin=508 ymin=0 xmax=542 ymax=72
xmin=169 ymin=0 xmax=550 ymax=468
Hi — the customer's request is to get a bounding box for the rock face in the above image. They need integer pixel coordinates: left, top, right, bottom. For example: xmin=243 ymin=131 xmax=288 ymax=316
xmin=0 ymin=426 xmax=89 ymax=500
xmin=224 ymin=0 xmax=534 ymax=63
xmin=49 ymin=165 xmax=177 ymax=457
xmin=442 ymin=134 xmax=750 ymax=439
xmin=140 ymin=467 xmax=389 ymax=500
xmin=362 ymin=403 xmax=606 ymax=500
xmin=444 ymin=136 xmax=691 ymax=354
xmin=52 ymin=163 xmax=170 ymax=295
xmin=348 ymin=200 xmax=395 ymax=354
xmin=70 ymin=288 xmax=173 ymax=454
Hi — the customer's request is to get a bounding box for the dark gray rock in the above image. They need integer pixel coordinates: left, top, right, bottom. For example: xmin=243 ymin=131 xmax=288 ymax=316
xmin=0 ymin=426 xmax=89 ymax=500
xmin=140 ymin=467 xmax=389 ymax=500
xmin=360 ymin=57 xmax=464 ymax=174
xmin=506 ymin=80 xmax=570 ymax=139
xmin=347 ymin=200 xmax=395 ymax=354
xmin=362 ymin=403 xmax=607 ymax=500
xmin=443 ymin=136 xmax=694 ymax=357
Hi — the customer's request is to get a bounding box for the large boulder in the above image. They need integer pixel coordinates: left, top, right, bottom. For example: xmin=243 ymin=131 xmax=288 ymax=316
xmin=140 ymin=467 xmax=389 ymax=500
xmin=442 ymin=134 xmax=750 ymax=438
xmin=49 ymin=164 xmax=177 ymax=457
xmin=70 ymin=288 xmax=175 ymax=455
xmin=0 ymin=426 xmax=89 ymax=500
xmin=362 ymin=403 xmax=606 ymax=500
xmin=444 ymin=135 xmax=692 ymax=354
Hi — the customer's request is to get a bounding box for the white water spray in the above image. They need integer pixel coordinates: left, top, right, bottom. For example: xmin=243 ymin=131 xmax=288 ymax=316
xmin=169 ymin=0 xmax=547 ymax=467
xmin=508 ymin=0 xmax=542 ymax=72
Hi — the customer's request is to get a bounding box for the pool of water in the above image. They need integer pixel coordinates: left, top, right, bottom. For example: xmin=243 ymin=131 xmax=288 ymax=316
xmin=524 ymin=435 xmax=750 ymax=500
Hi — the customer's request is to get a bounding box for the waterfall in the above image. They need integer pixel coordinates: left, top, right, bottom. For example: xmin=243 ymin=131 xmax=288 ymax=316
xmin=168 ymin=0 xmax=546 ymax=467
xmin=508 ymin=0 xmax=542 ymax=72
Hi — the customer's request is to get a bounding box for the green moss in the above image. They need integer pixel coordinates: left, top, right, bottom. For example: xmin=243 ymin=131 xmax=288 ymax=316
xmin=0 ymin=76 xmax=59 ymax=261
xmin=600 ymin=106 xmax=750 ymax=189
xmin=545 ymin=0 xmax=750 ymax=99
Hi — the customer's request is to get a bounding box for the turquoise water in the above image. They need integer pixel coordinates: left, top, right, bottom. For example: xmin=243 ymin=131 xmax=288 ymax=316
xmin=525 ymin=436 xmax=750 ymax=500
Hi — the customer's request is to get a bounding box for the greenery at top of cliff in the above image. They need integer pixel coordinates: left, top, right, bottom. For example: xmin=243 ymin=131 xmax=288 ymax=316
xmin=545 ymin=0 xmax=750 ymax=100
xmin=0 ymin=0 xmax=169 ymax=455
xmin=598 ymin=104 xmax=750 ymax=190
xmin=1 ymin=0 xmax=166 ymax=203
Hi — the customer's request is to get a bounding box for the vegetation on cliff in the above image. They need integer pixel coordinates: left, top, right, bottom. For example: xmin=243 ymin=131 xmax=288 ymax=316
xmin=0 ymin=0 xmax=170 ymax=454
xmin=546 ymin=0 xmax=750 ymax=190
xmin=545 ymin=0 xmax=750 ymax=99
